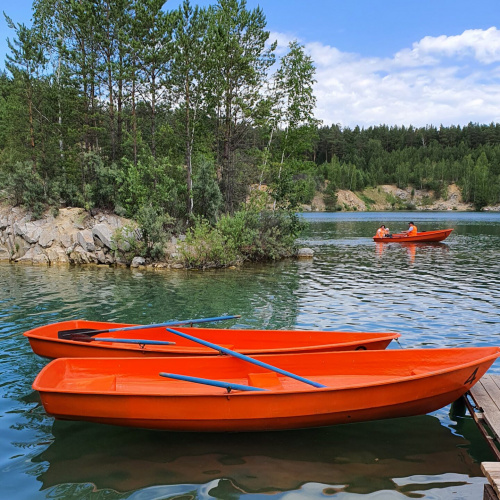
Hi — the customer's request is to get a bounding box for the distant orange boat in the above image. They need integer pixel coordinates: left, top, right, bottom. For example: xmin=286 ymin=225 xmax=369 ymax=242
xmin=373 ymin=229 xmax=453 ymax=243
xmin=24 ymin=320 xmax=400 ymax=359
xmin=33 ymin=346 xmax=500 ymax=432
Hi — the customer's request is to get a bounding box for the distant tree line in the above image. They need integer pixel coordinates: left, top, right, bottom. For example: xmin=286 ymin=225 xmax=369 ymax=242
xmin=314 ymin=123 xmax=500 ymax=209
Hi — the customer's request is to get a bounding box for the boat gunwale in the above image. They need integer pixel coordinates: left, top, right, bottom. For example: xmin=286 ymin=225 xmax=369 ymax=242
xmin=32 ymin=347 xmax=500 ymax=397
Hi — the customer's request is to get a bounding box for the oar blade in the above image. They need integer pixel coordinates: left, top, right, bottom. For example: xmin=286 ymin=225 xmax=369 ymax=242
xmin=58 ymin=329 xmax=102 ymax=340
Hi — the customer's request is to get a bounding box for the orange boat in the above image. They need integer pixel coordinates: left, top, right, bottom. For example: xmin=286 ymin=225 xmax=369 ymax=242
xmin=32 ymin=346 xmax=500 ymax=432
xmin=373 ymin=229 xmax=453 ymax=243
xmin=23 ymin=320 xmax=400 ymax=359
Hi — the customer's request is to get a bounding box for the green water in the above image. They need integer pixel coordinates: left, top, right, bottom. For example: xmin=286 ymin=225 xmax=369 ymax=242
xmin=1 ymin=211 xmax=500 ymax=499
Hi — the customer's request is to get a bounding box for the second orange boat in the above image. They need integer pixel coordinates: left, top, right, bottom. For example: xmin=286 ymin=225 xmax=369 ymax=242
xmin=24 ymin=319 xmax=400 ymax=359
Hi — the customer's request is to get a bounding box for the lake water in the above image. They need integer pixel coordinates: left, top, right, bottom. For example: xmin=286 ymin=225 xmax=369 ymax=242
xmin=1 ymin=211 xmax=500 ymax=499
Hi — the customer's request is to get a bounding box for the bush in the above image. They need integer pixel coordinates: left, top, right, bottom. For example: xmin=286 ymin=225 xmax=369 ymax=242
xmin=180 ymin=218 xmax=238 ymax=269
xmin=3 ymin=161 xmax=59 ymax=218
xmin=127 ymin=205 xmax=176 ymax=260
xmin=179 ymin=208 xmax=305 ymax=268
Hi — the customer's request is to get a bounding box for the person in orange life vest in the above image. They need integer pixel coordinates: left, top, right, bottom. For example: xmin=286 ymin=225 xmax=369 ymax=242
xmin=403 ymin=221 xmax=417 ymax=236
xmin=375 ymin=225 xmax=389 ymax=238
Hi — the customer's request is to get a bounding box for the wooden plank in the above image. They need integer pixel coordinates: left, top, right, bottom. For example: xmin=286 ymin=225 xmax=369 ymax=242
xmin=482 ymin=463 xmax=500 ymax=499
xmin=484 ymin=484 xmax=499 ymax=500
xmin=470 ymin=378 xmax=500 ymax=441
xmin=464 ymin=395 xmax=500 ymax=461
xmin=481 ymin=376 xmax=500 ymax=411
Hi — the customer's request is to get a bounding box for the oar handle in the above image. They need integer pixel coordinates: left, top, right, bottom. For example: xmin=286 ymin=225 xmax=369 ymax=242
xmin=165 ymin=328 xmax=326 ymax=389
xmin=95 ymin=338 xmax=176 ymax=345
xmin=159 ymin=372 xmax=267 ymax=392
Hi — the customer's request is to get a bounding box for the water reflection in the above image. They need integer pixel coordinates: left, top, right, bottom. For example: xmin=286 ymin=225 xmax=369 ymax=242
xmin=375 ymin=242 xmax=450 ymax=265
xmin=33 ymin=415 xmax=484 ymax=497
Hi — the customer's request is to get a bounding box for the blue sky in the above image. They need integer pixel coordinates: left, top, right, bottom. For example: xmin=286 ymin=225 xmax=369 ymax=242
xmin=2 ymin=0 xmax=500 ymax=127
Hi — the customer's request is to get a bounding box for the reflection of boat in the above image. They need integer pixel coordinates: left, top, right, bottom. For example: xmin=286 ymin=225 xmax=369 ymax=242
xmin=33 ymin=415 xmax=482 ymax=495
xmin=373 ymin=229 xmax=453 ymax=243
xmin=24 ymin=320 xmax=399 ymax=359
xmin=33 ymin=346 xmax=500 ymax=432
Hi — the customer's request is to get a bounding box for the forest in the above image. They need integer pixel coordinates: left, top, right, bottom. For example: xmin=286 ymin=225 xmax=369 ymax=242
xmin=0 ymin=0 xmax=499 ymax=262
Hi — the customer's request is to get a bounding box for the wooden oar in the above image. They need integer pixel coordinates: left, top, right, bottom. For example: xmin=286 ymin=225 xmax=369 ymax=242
xmin=165 ymin=327 xmax=327 ymax=389
xmin=159 ymin=373 xmax=267 ymax=392
xmin=58 ymin=315 xmax=241 ymax=339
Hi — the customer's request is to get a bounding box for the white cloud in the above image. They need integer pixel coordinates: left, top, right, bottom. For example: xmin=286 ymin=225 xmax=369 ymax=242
xmin=273 ymin=28 xmax=500 ymax=128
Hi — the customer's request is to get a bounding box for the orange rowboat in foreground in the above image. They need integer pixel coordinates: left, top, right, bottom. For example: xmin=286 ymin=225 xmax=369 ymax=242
xmin=373 ymin=229 xmax=453 ymax=243
xmin=33 ymin=346 xmax=500 ymax=432
xmin=24 ymin=320 xmax=400 ymax=359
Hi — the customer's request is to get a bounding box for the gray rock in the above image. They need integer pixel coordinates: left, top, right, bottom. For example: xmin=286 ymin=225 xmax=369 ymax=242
xmin=69 ymin=245 xmax=97 ymax=264
xmin=0 ymin=245 xmax=10 ymax=261
xmin=14 ymin=221 xmax=42 ymax=244
xmin=14 ymin=236 xmax=31 ymax=258
xmin=46 ymin=246 xmax=69 ymax=264
xmin=39 ymin=227 xmax=58 ymax=248
xmin=92 ymin=224 xmax=113 ymax=248
xmin=77 ymin=230 xmax=95 ymax=252
xmin=17 ymin=246 xmax=49 ymax=264
xmin=59 ymin=232 xmax=73 ymax=248
xmin=297 ymin=247 xmax=314 ymax=258
xmin=96 ymin=250 xmax=107 ymax=264
xmin=131 ymin=256 xmax=146 ymax=268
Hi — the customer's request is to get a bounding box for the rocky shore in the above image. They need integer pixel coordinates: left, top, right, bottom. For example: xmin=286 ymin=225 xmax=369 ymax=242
xmin=0 ymin=206 xmax=314 ymax=267
xmin=0 ymin=206 xmax=143 ymax=267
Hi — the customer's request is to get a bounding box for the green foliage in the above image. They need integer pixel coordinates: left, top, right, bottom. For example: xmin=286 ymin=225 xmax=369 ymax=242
xmin=180 ymin=208 xmax=305 ymax=268
xmin=135 ymin=205 xmax=176 ymax=260
xmin=180 ymin=218 xmax=237 ymax=268
xmin=118 ymin=155 xmax=182 ymax=217
xmin=323 ymin=181 xmax=339 ymax=211
xmin=192 ymin=156 xmax=223 ymax=223
xmin=2 ymin=161 xmax=59 ymax=218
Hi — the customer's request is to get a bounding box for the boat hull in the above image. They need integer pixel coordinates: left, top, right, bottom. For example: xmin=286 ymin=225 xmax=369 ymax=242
xmin=373 ymin=229 xmax=453 ymax=243
xmin=24 ymin=320 xmax=399 ymax=359
xmin=33 ymin=347 xmax=500 ymax=432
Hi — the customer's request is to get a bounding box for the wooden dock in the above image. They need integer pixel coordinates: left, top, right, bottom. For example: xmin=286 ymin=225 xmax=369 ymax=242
xmin=464 ymin=374 xmax=500 ymax=499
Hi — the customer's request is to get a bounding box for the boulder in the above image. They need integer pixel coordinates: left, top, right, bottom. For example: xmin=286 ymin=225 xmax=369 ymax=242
xmin=92 ymin=224 xmax=113 ymax=248
xmin=130 ymin=256 xmax=146 ymax=268
xmin=14 ymin=221 xmax=42 ymax=244
xmin=46 ymin=246 xmax=69 ymax=264
xmin=77 ymin=229 xmax=95 ymax=252
xmin=39 ymin=227 xmax=58 ymax=248
xmin=297 ymin=247 xmax=314 ymax=259
xmin=16 ymin=246 xmax=49 ymax=264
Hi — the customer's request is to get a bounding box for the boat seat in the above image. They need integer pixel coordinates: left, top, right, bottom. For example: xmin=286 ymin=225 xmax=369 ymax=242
xmin=59 ymin=375 xmax=117 ymax=391
xmin=248 ymin=372 xmax=283 ymax=389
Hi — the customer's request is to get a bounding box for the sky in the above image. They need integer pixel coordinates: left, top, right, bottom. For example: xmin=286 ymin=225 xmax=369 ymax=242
xmin=1 ymin=0 xmax=500 ymax=128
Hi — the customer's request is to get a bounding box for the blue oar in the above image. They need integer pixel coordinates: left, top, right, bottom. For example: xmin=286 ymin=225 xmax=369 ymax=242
xmin=165 ymin=327 xmax=327 ymax=389
xmin=159 ymin=373 xmax=267 ymax=392
xmin=58 ymin=315 xmax=241 ymax=339
xmin=90 ymin=338 xmax=176 ymax=345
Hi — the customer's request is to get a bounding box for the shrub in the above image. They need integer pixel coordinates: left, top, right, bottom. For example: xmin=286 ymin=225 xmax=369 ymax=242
xmin=180 ymin=219 xmax=238 ymax=269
